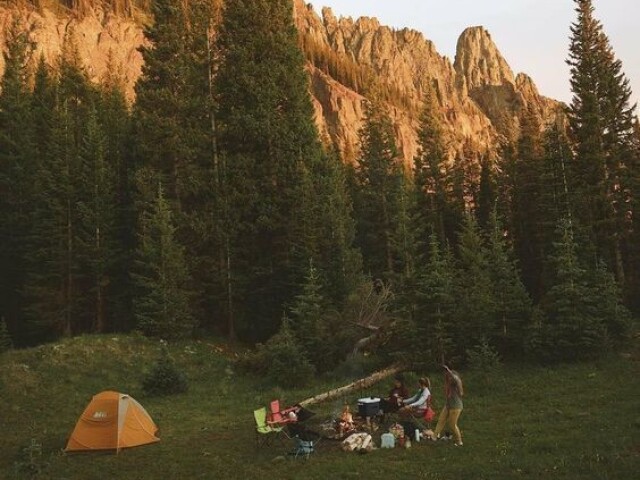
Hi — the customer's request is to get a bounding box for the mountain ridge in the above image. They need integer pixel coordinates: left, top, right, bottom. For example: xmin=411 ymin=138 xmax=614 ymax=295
xmin=0 ymin=0 xmax=562 ymax=166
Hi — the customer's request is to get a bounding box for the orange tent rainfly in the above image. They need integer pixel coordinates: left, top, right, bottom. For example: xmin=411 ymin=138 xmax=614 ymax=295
xmin=65 ymin=391 xmax=160 ymax=453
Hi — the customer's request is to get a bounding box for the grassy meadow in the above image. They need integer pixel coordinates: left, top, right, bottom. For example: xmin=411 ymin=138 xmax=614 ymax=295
xmin=1 ymin=335 xmax=638 ymax=479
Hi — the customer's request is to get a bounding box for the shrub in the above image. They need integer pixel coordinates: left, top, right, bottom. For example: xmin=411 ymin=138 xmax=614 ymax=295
xmin=142 ymin=343 xmax=188 ymax=396
xmin=467 ymin=338 xmax=502 ymax=372
xmin=0 ymin=318 xmax=12 ymax=353
xmin=249 ymin=318 xmax=315 ymax=388
xmin=13 ymin=438 xmax=46 ymax=478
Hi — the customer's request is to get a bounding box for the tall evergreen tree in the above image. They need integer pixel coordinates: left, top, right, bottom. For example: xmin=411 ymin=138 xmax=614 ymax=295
xmin=134 ymin=0 xmax=210 ymax=208
xmin=413 ymin=87 xmax=450 ymax=245
xmin=537 ymin=219 xmax=607 ymax=361
xmin=485 ymin=211 xmax=532 ymax=356
xmin=76 ymin=106 xmax=119 ymax=333
xmin=133 ymin=0 xmax=219 ymax=336
xmin=306 ymin=150 xmax=362 ymax=305
xmin=98 ymin=64 xmax=135 ymax=332
xmin=0 ymin=20 xmax=35 ymax=343
xmin=24 ymin=36 xmax=93 ymax=339
xmin=215 ymin=0 xmax=355 ymax=340
xmin=628 ymin=119 xmax=640 ymax=311
xmin=453 ymin=213 xmax=496 ymax=355
xmin=133 ymin=184 xmax=195 ymax=339
xmin=476 ymin=160 xmax=498 ymax=232
xmin=537 ymin=120 xmax=574 ymax=293
xmin=510 ymin=104 xmax=546 ymax=298
xmin=567 ymin=0 xmax=638 ymax=291
xmin=354 ymin=99 xmax=404 ymax=281
xmin=414 ymin=234 xmax=457 ymax=365
xmin=289 ymin=261 xmax=331 ymax=371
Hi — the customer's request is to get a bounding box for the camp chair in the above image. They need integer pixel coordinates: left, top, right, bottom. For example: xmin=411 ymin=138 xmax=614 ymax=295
xmin=287 ymin=423 xmax=322 ymax=459
xmin=268 ymin=400 xmax=296 ymax=426
xmin=254 ymin=407 xmax=288 ymax=448
xmin=291 ymin=437 xmax=316 ymax=460
xmin=405 ymin=395 xmax=435 ymax=432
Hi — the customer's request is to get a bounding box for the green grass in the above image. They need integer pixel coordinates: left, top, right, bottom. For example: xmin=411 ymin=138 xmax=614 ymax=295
xmin=1 ymin=335 xmax=638 ymax=479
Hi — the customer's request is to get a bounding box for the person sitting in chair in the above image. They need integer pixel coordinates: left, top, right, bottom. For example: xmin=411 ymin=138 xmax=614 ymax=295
xmin=399 ymin=377 xmax=431 ymax=415
xmin=380 ymin=375 xmax=410 ymax=415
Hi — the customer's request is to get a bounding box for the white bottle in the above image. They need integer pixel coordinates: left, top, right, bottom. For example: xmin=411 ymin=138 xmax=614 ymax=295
xmin=414 ymin=429 xmax=421 ymax=442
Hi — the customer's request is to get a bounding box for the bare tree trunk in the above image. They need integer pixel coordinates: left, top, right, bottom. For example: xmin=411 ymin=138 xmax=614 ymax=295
xmin=298 ymin=364 xmax=404 ymax=408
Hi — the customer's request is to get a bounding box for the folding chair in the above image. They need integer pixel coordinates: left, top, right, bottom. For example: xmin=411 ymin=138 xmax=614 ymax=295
xmin=287 ymin=422 xmax=322 ymax=460
xmin=405 ymin=397 xmax=436 ymax=436
xmin=291 ymin=437 xmax=316 ymax=459
xmin=268 ymin=400 xmax=296 ymax=426
xmin=254 ymin=407 xmax=287 ymax=448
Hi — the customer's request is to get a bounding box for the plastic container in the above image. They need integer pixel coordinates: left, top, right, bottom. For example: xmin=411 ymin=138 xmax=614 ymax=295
xmin=380 ymin=433 xmax=395 ymax=449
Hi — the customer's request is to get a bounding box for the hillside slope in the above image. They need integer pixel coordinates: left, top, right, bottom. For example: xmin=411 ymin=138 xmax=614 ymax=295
xmin=1 ymin=335 xmax=638 ymax=479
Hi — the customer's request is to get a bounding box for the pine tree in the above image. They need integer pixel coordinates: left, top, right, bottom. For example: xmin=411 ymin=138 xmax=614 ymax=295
xmin=588 ymin=260 xmax=631 ymax=340
xmin=390 ymin=174 xmax=422 ymax=289
xmin=32 ymin=55 xmax=56 ymax=162
xmin=301 ymin=150 xmax=362 ymax=306
xmin=414 ymin=234 xmax=457 ymax=366
xmin=133 ymin=184 xmax=195 ymax=339
xmin=476 ymin=160 xmax=497 ymax=232
xmin=133 ymin=0 xmax=218 ymax=334
xmin=98 ymin=65 xmax=135 ymax=333
xmin=76 ymin=106 xmax=119 ymax=333
xmin=453 ymin=213 xmax=497 ymax=356
xmin=510 ymin=104 xmax=546 ymax=299
xmin=0 ymin=19 xmax=36 ymax=344
xmin=444 ymin=152 xmax=470 ymax=247
xmin=354 ymin=99 xmax=404 ymax=281
xmin=537 ymin=120 xmax=574 ymax=293
xmin=215 ymin=0 xmax=353 ymax=340
xmin=413 ymin=87 xmax=450 ymax=245
xmin=134 ymin=0 xmax=207 ymax=207
xmin=628 ymin=119 xmax=640 ymax=311
xmin=289 ymin=261 xmax=331 ymax=371
xmin=24 ymin=37 xmax=93 ymax=339
xmin=539 ymin=219 xmax=607 ymax=361
xmin=257 ymin=316 xmax=315 ymax=388
xmin=485 ymin=211 xmax=532 ymax=357
xmin=567 ymin=0 xmax=638 ymax=290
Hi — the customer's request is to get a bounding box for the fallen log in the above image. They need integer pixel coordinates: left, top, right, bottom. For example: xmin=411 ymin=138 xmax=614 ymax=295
xmin=298 ymin=364 xmax=404 ymax=408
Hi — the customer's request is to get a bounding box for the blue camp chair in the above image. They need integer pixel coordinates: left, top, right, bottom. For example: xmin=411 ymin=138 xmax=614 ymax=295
xmin=291 ymin=437 xmax=316 ymax=459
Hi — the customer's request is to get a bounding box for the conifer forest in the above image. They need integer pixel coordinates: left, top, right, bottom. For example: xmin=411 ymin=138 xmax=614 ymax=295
xmin=0 ymin=0 xmax=638 ymax=374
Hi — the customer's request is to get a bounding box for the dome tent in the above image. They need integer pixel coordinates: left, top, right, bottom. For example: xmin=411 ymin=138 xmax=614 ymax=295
xmin=65 ymin=391 xmax=159 ymax=453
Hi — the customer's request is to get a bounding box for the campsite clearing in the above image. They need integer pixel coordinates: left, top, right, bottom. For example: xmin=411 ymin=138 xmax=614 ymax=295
xmin=1 ymin=335 xmax=638 ymax=479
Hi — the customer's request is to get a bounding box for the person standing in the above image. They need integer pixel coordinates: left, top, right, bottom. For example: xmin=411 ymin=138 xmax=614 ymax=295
xmin=431 ymin=365 xmax=464 ymax=446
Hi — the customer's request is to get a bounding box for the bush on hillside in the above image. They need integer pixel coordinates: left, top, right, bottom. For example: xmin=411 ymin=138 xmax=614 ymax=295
xmin=241 ymin=318 xmax=315 ymax=388
xmin=0 ymin=319 xmax=12 ymax=353
xmin=142 ymin=343 xmax=188 ymax=396
xmin=467 ymin=338 xmax=502 ymax=372
xmin=467 ymin=338 xmax=502 ymax=390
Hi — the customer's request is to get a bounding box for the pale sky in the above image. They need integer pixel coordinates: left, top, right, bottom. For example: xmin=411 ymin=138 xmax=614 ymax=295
xmin=310 ymin=0 xmax=640 ymax=107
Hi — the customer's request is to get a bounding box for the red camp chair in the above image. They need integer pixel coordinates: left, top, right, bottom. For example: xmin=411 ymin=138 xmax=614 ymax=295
xmin=268 ymin=400 xmax=297 ymax=426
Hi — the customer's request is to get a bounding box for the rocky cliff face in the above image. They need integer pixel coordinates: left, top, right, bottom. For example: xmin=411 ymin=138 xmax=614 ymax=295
xmin=0 ymin=1 xmax=561 ymax=167
xmin=0 ymin=5 xmax=145 ymax=99
xmin=453 ymin=26 xmax=559 ymax=141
